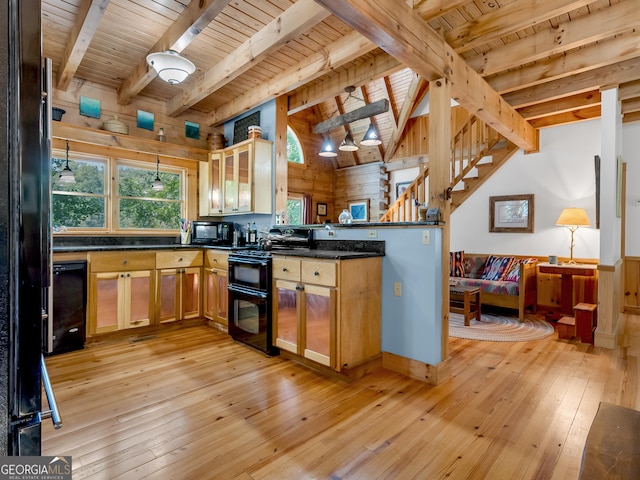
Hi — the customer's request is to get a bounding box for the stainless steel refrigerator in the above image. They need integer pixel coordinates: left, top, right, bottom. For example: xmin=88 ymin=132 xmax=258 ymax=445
xmin=0 ymin=0 xmax=51 ymax=455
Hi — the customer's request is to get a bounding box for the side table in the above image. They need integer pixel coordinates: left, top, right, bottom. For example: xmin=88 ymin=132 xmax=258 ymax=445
xmin=450 ymin=285 xmax=481 ymax=326
xmin=538 ymin=262 xmax=597 ymax=315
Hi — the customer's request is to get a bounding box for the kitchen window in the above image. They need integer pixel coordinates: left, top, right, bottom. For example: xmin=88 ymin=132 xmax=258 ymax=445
xmin=51 ymin=151 xmax=188 ymax=234
xmin=117 ymin=161 xmax=183 ymax=230
xmin=51 ymin=153 xmax=108 ymax=231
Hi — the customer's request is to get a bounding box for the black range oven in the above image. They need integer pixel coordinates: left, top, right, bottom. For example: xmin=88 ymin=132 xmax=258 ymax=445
xmin=227 ymin=251 xmax=278 ymax=356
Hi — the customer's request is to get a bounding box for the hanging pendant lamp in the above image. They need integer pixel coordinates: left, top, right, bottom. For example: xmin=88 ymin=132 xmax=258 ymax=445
xmin=146 ymin=50 xmax=196 ymax=85
xmin=339 ymin=132 xmax=358 ymax=151
xmin=319 ymin=137 xmax=338 ymax=157
xmin=360 ymin=123 xmax=382 ymax=146
xmin=58 ymin=140 xmax=76 ymax=184
xmin=152 ymin=156 xmax=164 ymax=191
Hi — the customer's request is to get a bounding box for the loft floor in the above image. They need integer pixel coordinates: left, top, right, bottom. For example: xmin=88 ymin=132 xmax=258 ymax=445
xmin=42 ymin=315 xmax=640 ymax=479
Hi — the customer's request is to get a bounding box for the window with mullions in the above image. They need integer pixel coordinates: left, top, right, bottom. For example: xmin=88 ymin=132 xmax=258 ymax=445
xmin=51 ymin=154 xmax=107 ymax=230
xmin=117 ymin=161 xmax=184 ymax=230
xmin=51 ymin=153 xmax=187 ymax=233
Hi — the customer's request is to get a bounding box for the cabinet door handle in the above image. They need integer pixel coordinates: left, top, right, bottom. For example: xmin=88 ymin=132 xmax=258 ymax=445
xmin=120 ymin=274 xmax=124 ymax=278
xmin=314 ymin=271 xmax=319 ymax=276
xmin=179 ymin=257 xmax=183 ymax=262
xmin=282 ymin=267 xmax=287 ymax=272
xmin=123 ymin=259 xmax=128 ymax=265
xmin=213 ymin=259 xmax=218 ymax=263
xmin=126 ymin=273 xmax=130 ymax=277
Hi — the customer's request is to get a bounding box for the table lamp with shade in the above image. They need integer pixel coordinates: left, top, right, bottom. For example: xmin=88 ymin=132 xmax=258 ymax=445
xmin=556 ymin=207 xmax=591 ymax=264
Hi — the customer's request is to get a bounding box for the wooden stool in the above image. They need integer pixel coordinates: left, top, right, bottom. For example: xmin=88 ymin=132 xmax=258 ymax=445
xmin=557 ymin=316 xmax=576 ymax=340
xmin=449 ymin=286 xmax=481 ymax=326
xmin=574 ymin=303 xmax=597 ymax=344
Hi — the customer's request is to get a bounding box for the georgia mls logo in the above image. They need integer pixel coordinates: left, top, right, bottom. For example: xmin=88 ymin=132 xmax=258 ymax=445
xmin=0 ymin=455 xmax=72 ymax=479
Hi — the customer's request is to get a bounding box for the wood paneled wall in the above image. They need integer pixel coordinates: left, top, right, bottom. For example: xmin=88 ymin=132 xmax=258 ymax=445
xmin=287 ymin=114 xmax=336 ymax=223
xmin=624 ymin=256 xmax=640 ymax=313
xmin=335 ymin=164 xmax=386 ymax=222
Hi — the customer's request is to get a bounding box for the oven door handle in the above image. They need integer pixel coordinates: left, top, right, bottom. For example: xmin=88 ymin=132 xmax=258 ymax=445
xmin=229 ymin=257 xmax=271 ymax=267
xmin=228 ymin=284 xmax=269 ymax=299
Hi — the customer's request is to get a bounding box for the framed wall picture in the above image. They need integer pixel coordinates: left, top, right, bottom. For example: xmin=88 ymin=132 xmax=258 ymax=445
xmin=489 ymin=194 xmax=534 ymax=233
xmin=348 ymin=199 xmax=369 ymax=222
xmin=317 ymin=203 xmax=327 ymax=216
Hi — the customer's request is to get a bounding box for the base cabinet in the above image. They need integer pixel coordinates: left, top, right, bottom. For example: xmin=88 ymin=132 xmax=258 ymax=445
xmin=88 ymin=251 xmax=156 ymax=335
xmin=156 ymin=250 xmax=203 ymax=323
xmin=273 ymin=256 xmax=380 ymax=372
xmin=203 ymin=251 xmax=229 ymax=329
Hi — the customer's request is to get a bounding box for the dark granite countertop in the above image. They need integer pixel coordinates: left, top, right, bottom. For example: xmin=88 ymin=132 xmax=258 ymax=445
xmin=52 ymin=244 xmax=257 ymax=253
xmin=270 ymin=248 xmax=383 ymax=260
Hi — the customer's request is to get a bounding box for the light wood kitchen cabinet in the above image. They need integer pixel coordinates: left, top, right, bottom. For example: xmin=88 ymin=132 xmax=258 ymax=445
xmin=200 ymin=138 xmax=272 ymax=216
xmin=203 ymin=250 xmax=229 ymax=330
xmin=156 ymin=250 xmax=203 ymax=323
xmin=88 ymin=251 xmax=156 ymax=335
xmin=272 ymin=256 xmax=381 ymax=372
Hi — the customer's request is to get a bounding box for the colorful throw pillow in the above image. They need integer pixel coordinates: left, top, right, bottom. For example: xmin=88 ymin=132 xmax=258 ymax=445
xmin=464 ymin=255 xmax=488 ymax=279
xmin=503 ymin=259 xmax=522 ymax=282
xmin=481 ymin=255 xmax=514 ymax=281
xmin=450 ymin=251 xmax=465 ymax=277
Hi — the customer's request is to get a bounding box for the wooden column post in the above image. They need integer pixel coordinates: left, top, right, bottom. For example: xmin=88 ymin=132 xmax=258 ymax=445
xmin=274 ymin=95 xmax=288 ymax=218
xmin=429 ymin=78 xmax=451 ymax=361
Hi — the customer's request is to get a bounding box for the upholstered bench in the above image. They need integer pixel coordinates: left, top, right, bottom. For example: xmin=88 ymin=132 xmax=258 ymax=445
xmin=450 ymin=253 xmax=538 ymax=322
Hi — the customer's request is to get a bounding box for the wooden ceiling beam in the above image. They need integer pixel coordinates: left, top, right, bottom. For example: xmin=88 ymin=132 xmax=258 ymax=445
xmin=465 ymin=1 xmax=640 ymax=77
xmin=314 ymin=99 xmax=390 ymax=133
xmin=528 ymin=106 xmax=601 ymax=129
xmin=445 ymin=0 xmax=593 ymax=54
xmin=384 ymin=73 xmax=429 ymax=162
xmin=314 ymin=0 xmax=538 ymax=151
xmin=382 ymin=76 xmax=399 ymax=129
xmin=504 ymin=56 xmax=640 ymax=108
xmin=517 ymin=90 xmax=601 ymax=120
xmin=287 ymin=51 xmax=403 ymax=115
xmin=167 ymin=0 xmax=330 ymax=116
xmin=413 ymin=0 xmax=470 ymax=20
xmin=209 ymin=30 xmax=377 ymax=125
xmin=488 ymin=32 xmax=640 ymax=94
xmin=622 ymin=98 xmax=640 ymax=114
xmin=619 ymin=80 xmax=640 ymax=101
xmin=117 ymin=0 xmax=232 ymax=105
xmin=56 ymin=0 xmax=110 ymax=91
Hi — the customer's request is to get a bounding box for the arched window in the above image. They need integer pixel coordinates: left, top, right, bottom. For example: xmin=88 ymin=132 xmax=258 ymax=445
xmin=287 ymin=126 xmax=304 ymax=164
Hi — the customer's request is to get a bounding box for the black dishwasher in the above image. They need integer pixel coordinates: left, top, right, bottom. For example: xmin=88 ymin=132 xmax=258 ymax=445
xmin=49 ymin=260 xmax=87 ymax=355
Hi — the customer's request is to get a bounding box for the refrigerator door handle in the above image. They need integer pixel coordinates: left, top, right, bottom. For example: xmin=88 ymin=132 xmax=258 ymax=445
xmin=40 ymin=355 xmax=62 ymax=429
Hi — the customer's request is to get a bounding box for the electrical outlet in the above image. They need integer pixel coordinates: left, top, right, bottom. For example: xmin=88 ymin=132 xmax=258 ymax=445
xmin=422 ymin=230 xmax=431 ymax=245
xmin=394 ymin=282 xmax=402 ymax=296
xmin=328 ymin=230 xmax=335 ymax=237
xmin=367 ymin=229 xmax=377 ymax=238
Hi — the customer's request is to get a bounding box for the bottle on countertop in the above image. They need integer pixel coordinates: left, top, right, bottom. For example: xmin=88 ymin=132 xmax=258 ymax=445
xmin=249 ymin=222 xmax=257 ymax=244
xmin=246 ymin=223 xmax=251 ymax=243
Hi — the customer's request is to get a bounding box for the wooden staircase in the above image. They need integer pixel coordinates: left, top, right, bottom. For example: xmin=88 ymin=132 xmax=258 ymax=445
xmin=379 ymin=115 xmax=519 ymax=222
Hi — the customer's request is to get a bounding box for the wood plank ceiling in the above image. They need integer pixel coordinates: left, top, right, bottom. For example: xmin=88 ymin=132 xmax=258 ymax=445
xmin=42 ymin=0 xmax=640 ymax=169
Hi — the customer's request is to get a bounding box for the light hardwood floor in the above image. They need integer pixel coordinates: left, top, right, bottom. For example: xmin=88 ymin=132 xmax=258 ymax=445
xmin=42 ymin=314 xmax=640 ymax=479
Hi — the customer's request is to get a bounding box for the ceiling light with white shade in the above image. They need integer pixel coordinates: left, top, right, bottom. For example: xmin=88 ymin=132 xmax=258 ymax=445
xmin=146 ymin=50 xmax=196 ymax=85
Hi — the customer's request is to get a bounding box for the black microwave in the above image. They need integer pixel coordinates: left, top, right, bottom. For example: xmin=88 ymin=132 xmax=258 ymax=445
xmin=191 ymin=221 xmax=234 ymax=245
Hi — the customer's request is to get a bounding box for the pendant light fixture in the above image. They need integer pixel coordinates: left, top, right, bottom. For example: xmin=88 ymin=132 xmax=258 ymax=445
xmin=319 ymin=137 xmax=338 ymax=157
xmin=360 ymin=123 xmax=382 ymax=146
xmin=146 ymin=50 xmax=196 ymax=85
xmin=58 ymin=140 xmax=76 ymax=184
xmin=152 ymin=156 xmax=164 ymax=191
xmin=339 ymin=132 xmax=358 ymax=151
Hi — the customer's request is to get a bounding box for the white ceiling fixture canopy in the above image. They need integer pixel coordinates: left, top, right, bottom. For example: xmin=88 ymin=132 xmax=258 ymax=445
xmin=146 ymin=50 xmax=196 ymax=85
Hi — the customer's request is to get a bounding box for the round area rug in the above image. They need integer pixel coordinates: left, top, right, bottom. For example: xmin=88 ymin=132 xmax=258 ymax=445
xmin=449 ymin=312 xmax=554 ymax=342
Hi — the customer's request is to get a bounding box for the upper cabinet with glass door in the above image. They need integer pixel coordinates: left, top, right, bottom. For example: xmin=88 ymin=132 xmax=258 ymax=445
xmin=200 ymin=138 xmax=272 ymax=216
